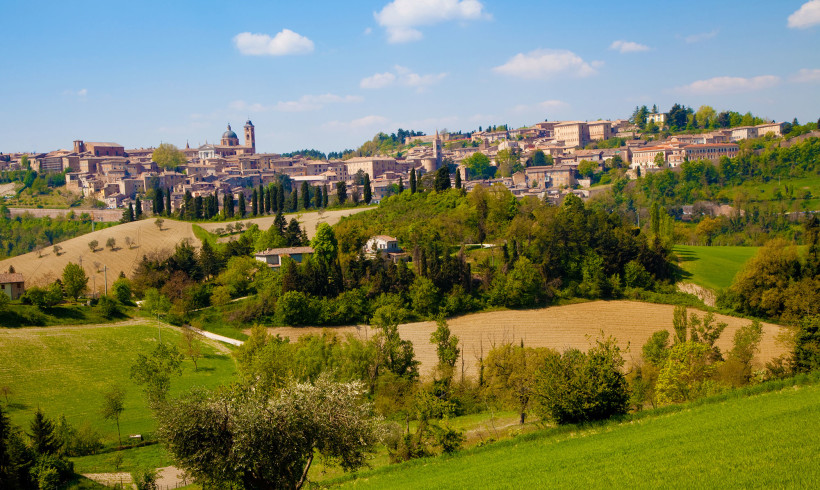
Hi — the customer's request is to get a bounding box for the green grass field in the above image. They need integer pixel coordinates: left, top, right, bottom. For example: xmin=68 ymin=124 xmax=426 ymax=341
xmin=0 ymin=322 xmax=237 ymax=443
xmin=333 ymin=380 xmax=820 ymax=489
xmin=716 ymin=175 xmax=820 ymax=211
xmin=674 ymin=245 xmax=759 ymax=290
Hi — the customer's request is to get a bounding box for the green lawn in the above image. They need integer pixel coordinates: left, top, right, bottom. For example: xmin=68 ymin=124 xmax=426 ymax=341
xmin=674 ymin=245 xmax=759 ymax=290
xmin=0 ymin=323 xmax=237 ymax=444
xmin=0 ymin=304 xmax=137 ymax=328
xmin=333 ymin=381 xmax=820 ymax=489
xmin=717 ymin=174 xmax=820 ymax=211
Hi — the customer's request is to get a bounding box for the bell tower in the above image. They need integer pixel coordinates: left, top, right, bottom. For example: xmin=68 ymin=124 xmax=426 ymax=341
xmin=244 ymin=120 xmax=256 ymax=154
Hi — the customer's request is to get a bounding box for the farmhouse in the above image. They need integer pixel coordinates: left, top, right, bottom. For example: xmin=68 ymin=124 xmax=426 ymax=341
xmin=254 ymin=247 xmax=314 ymax=268
xmin=0 ymin=272 xmax=25 ymax=300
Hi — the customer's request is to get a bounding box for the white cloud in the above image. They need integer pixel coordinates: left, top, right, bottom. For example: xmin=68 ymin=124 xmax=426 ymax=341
xmin=609 ymin=40 xmax=650 ymax=53
xmin=233 ymin=29 xmax=314 ymax=56
xmin=230 ymin=94 xmax=363 ymax=113
xmin=792 ymin=68 xmax=820 ymax=83
xmin=77 ymin=88 xmax=88 ymax=96
xmin=363 ymin=27 xmax=373 ymax=35
xmin=676 ymin=75 xmax=780 ymax=94
xmin=63 ymin=88 xmax=88 ymax=97
xmin=360 ymin=65 xmax=447 ymax=91
xmin=493 ymin=49 xmax=598 ymax=80
xmin=788 ymin=0 xmax=820 ymax=29
xmin=684 ymin=29 xmax=718 ymax=43
xmin=360 ymin=72 xmax=397 ymax=89
xmin=374 ymin=0 xmax=489 ymax=43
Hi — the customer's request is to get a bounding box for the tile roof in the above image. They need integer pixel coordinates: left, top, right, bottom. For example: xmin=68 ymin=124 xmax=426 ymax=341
xmin=0 ymin=273 xmax=24 ymax=283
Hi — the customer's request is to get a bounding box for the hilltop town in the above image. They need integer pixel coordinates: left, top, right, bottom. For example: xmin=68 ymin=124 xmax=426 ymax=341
xmin=0 ymin=108 xmax=794 ymax=214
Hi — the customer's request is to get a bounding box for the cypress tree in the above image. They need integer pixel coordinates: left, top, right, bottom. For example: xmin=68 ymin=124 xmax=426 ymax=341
xmin=410 ymin=168 xmax=417 ymax=194
xmin=258 ymin=184 xmax=265 ymax=214
xmin=155 ymin=187 xmax=164 ymax=215
xmin=322 ymin=184 xmax=329 ymax=208
xmin=314 ymin=185 xmax=322 ymax=208
xmin=363 ymin=173 xmax=372 ymax=204
xmin=165 ymin=188 xmax=171 ymax=216
xmin=454 ymin=169 xmax=462 ymax=189
xmin=194 ymin=195 xmax=203 ymax=219
xmin=277 ymin=184 xmax=285 ymax=212
xmin=398 ymin=176 xmax=404 ymax=193
xmin=121 ymin=204 xmax=133 ymax=223
xmin=251 ymin=189 xmax=258 ymax=216
xmin=336 ymin=181 xmax=347 ymax=204
xmin=238 ymin=192 xmax=246 ymax=217
xmin=301 ymin=181 xmax=311 ymax=209
xmin=135 ymin=196 xmax=142 ymax=219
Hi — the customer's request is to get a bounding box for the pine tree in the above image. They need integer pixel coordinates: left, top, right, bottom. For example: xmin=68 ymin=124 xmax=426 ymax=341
xmin=121 ymin=205 xmax=133 ymax=223
xmin=274 ymin=211 xmax=286 ymax=234
xmin=410 ymin=168 xmax=417 ymax=194
xmin=28 ymin=408 xmax=61 ymax=455
xmin=363 ymin=173 xmax=372 ymax=204
xmin=434 ymin=166 xmax=451 ymax=192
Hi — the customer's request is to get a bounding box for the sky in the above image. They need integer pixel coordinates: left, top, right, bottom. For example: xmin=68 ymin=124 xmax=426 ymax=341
xmin=1 ymin=0 xmax=819 ymax=155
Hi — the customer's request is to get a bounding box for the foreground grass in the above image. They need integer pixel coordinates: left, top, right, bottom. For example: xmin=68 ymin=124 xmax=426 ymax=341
xmin=71 ymin=443 xmax=172 ymax=474
xmin=0 ymin=303 xmax=136 ymax=328
xmin=674 ymin=245 xmax=759 ymax=290
xmin=0 ymin=323 xmax=237 ymax=443
xmin=331 ymin=378 xmax=820 ymax=489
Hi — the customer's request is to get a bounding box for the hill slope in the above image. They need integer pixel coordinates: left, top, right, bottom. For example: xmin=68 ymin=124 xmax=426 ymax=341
xmin=336 ymin=381 xmax=820 ymax=488
xmin=0 ymin=207 xmax=369 ymax=291
xmin=675 ymin=245 xmax=760 ymax=291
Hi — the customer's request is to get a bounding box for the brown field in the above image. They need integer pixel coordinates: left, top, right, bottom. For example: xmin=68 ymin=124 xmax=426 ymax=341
xmin=0 ymin=207 xmax=369 ymax=292
xmin=197 ymin=206 xmax=372 ymax=238
xmin=266 ymin=301 xmax=789 ymax=379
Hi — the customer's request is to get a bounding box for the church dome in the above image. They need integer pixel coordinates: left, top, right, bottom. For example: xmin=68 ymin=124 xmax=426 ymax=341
xmin=222 ymin=124 xmax=238 ymax=140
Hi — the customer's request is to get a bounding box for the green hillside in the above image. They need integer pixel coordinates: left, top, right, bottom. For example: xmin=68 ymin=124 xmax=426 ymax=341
xmin=0 ymin=322 xmax=237 ymax=440
xmin=674 ymin=245 xmax=759 ymax=290
xmin=334 ymin=379 xmax=820 ymax=489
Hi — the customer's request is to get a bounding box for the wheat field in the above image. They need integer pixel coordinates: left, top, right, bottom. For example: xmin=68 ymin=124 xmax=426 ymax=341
xmin=268 ymin=301 xmax=789 ymax=379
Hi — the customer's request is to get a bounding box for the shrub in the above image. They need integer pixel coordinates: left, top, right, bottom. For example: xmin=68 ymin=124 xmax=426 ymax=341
xmin=534 ymin=336 xmax=629 ymax=425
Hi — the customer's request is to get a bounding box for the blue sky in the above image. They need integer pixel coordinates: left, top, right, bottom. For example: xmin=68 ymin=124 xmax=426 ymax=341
xmin=1 ymin=0 xmax=819 ymax=154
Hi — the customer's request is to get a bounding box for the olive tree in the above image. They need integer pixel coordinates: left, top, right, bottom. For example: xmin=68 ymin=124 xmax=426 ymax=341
xmin=156 ymin=376 xmax=381 ymax=489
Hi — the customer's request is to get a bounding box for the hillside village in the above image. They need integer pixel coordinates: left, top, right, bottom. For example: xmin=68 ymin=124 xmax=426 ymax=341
xmin=0 ymin=112 xmax=793 ymax=213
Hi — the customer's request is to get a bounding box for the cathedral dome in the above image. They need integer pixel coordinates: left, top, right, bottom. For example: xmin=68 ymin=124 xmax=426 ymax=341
xmin=222 ymin=124 xmax=238 ymax=140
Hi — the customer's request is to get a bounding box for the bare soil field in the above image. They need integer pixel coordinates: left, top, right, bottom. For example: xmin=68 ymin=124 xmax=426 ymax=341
xmin=267 ymin=301 xmax=788 ymax=379
xmin=7 ymin=208 xmax=125 ymax=221
xmin=0 ymin=208 xmax=370 ymax=291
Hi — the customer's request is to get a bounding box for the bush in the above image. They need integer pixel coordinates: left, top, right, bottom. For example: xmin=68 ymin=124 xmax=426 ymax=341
xmin=534 ymin=337 xmax=629 ymax=425
xmin=276 ymin=291 xmax=319 ymax=325
xmin=98 ymin=296 xmax=121 ymax=319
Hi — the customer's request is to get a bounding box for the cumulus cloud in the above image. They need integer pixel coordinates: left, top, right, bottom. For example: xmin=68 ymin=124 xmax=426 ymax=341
xmin=676 ymin=75 xmax=780 ymax=94
xmin=788 ymin=0 xmax=820 ymax=29
xmin=684 ymin=29 xmax=718 ymax=43
xmin=360 ymin=72 xmax=397 ymax=89
xmin=233 ymin=29 xmax=314 ymax=56
xmin=791 ymin=68 xmax=820 ymax=83
xmin=360 ymin=65 xmax=447 ymax=91
xmin=493 ymin=49 xmax=598 ymax=80
xmin=609 ymin=40 xmax=650 ymax=53
xmin=374 ymin=0 xmax=489 ymax=43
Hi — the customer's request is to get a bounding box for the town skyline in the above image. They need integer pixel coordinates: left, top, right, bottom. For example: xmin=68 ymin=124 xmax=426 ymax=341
xmin=2 ymin=0 xmax=819 ymax=154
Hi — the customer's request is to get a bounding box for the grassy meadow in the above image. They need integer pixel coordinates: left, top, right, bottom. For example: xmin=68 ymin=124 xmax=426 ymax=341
xmin=0 ymin=322 xmax=237 ymax=442
xmin=332 ymin=379 xmax=820 ymax=489
xmin=674 ymin=245 xmax=759 ymax=291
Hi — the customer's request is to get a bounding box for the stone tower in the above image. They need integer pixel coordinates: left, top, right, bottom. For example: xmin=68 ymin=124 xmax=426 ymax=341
xmin=433 ymin=129 xmax=442 ymax=167
xmin=244 ymin=120 xmax=256 ymax=154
